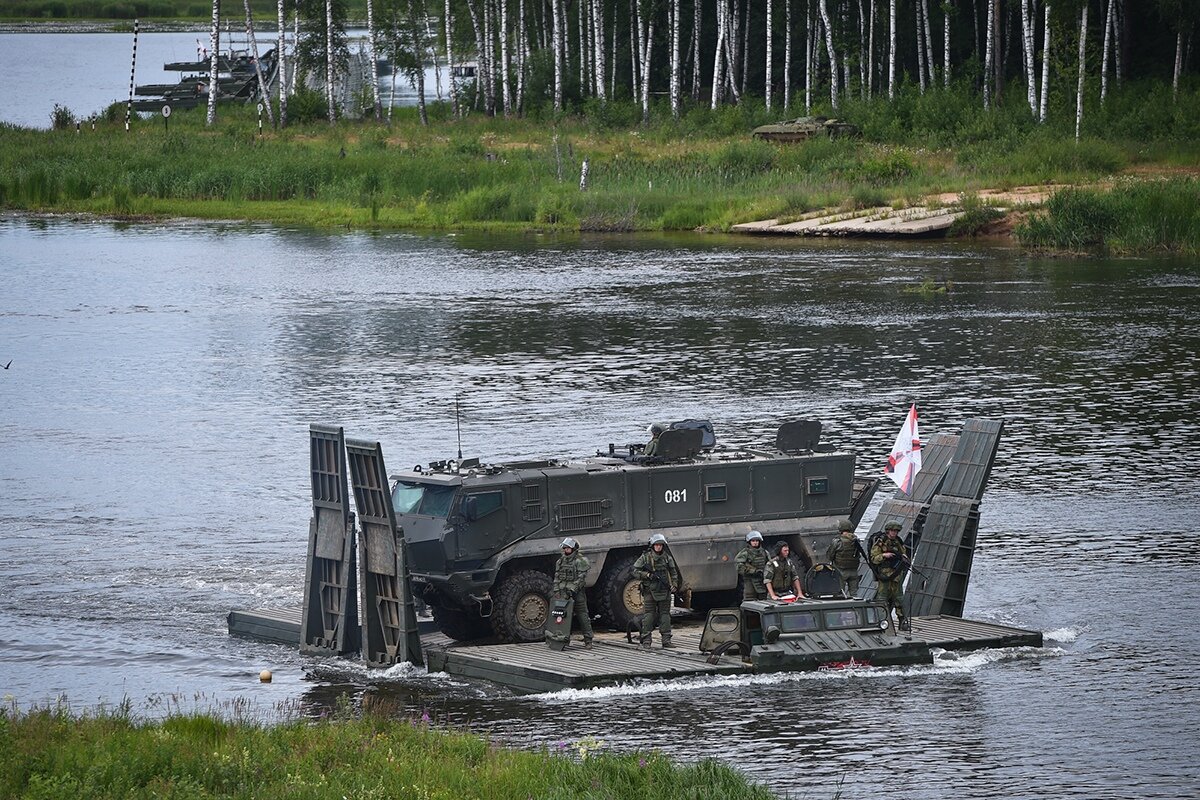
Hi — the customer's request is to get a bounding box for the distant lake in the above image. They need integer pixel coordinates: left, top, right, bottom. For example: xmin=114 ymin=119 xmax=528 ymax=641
xmin=0 ymin=29 xmax=446 ymax=129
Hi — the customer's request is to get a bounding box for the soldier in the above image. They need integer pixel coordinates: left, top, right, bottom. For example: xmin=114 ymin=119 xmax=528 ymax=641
xmin=735 ymin=530 xmax=769 ymax=601
xmin=643 ymin=423 xmax=665 ymax=457
xmin=826 ymin=519 xmax=864 ymax=598
xmin=633 ymin=533 xmax=682 ymax=648
xmin=764 ymin=541 xmax=805 ymax=601
xmin=553 ymin=537 xmax=593 ymax=649
xmin=871 ymin=521 xmax=909 ymax=630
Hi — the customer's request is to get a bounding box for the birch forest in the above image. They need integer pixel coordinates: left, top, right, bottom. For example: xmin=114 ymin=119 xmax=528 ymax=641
xmin=285 ymin=0 xmax=1198 ymax=126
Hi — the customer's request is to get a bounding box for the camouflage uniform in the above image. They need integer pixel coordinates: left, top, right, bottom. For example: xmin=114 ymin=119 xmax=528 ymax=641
xmin=826 ymin=531 xmax=863 ymax=598
xmin=633 ymin=547 xmax=681 ymax=646
xmin=553 ymin=551 xmax=593 ymax=644
xmin=735 ymin=545 xmax=769 ymax=600
xmin=870 ymin=534 xmax=908 ymax=626
xmin=764 ymin=554 xmax=800 ymax=598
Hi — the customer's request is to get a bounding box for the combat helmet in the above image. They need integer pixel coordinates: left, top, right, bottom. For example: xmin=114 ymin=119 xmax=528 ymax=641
xmin=884 ymin=520 xmax=903 ymax=531
xmin=837 ymin=519 xmax=853 ymax=532
xmin=746 ymin=530 xmax=763 ymax=543
xmin=649 ymin=533 xmax=668 ymax=546
xmin=560 ymin=537 xmax=579 ymax=551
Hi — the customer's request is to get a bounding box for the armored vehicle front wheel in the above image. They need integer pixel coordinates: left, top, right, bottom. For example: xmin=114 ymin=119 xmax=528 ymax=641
xmin=432 ymin=606 xmax=493 ymax=642
xmin=596 ymin=554 xmax=646 ymax=631
xmin=491 ymin=569 xmax=553 ymax=642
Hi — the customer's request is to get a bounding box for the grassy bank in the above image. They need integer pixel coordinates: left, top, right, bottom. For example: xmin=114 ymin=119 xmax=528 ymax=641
xmin=3 ymin=81 xmax=1199 ymax=252
xmin=0 ymin=704 xmax=775 ymax=800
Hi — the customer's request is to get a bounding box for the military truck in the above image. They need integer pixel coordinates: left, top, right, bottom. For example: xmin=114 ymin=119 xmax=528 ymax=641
xmin=390 ymin=420 xmax=879 ymax=642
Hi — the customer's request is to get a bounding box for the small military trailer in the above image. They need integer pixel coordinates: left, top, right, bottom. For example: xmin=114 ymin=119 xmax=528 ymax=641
xmin=389 ymin=420 xmax=879 ymax=642
xmin=699 ymin=598 xmax=934 ymax=670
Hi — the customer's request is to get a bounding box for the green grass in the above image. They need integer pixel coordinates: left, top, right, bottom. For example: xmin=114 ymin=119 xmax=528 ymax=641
xmin=3 ymin=81 xmax=1199 ymax=249
xmin=0 ymin=701 xmax=776 ymax=800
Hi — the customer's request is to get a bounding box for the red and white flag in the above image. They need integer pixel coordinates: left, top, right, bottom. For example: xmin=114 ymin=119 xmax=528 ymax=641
xmin=885 ymin=404 xmax=922 ymax=494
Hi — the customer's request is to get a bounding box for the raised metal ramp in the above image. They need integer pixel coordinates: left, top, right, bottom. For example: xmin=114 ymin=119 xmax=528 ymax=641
xmin=908 ymin=615 xmax=1043 ymax=650
xmin=939 ymin=419 xmax=1004 ymax=500
xmin=905 ymin=496 xmax=980 ymax=617
xmin=300 ymin=425 xmax=360 ymax=657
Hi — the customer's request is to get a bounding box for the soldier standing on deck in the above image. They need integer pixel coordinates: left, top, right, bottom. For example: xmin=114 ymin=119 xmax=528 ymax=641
xmin=553 ymin=537 xmax=593 ymax=649
xmin=764 ymin=542 xmax=805 ymax=600
xmin=633 ymin=533 xmax=682 ymax=649
xmin=871 ymin=521 xmax=909 ymax=630
xmin=826 ymin=519 xmax=864 ymax=598
xmin=735 ymin=530 xmax=769 ymax=601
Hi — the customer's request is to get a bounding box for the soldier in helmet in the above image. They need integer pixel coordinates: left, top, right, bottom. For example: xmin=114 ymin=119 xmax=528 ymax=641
xmin=764 ymin=541 xmax=805 ymax=601
xmin=553 ymin=537 xmax=593 ymax=649
xmin=871 ymin=521 xmax=909 ymax=629
xmin=643 ymin=423 xmax=666 ymax=457
xmin=633 ymin=533 xmax=682 ymax=648
xmin=826 ymin=519 xmax=864 ymax=598
xmin=735 ymin=530 xmax=769 ymax=601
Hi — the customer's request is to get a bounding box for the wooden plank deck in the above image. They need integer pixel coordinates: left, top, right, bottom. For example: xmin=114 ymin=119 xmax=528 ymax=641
xmin=730 ymin=205 xmax=966 ymax=238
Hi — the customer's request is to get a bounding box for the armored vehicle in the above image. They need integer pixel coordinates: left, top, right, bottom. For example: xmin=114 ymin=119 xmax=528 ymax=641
xmin=751 ymin=116 xmax=861 ymax=142
xmin=699 ymin=597 xmax=933 ymax=670
xmin=390 ymin=419 xmax=880 ymax=642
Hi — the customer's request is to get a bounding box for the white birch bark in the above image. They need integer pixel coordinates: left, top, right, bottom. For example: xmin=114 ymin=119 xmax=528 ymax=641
xmin=1173 ymin=31 xmax=1183 ymax=98
xmin=712 ymin=0 xmax=726 ymax=108
xmin=723 ymin=2 xmax=742 ymax=102
xmin=1039 ymin=2 xmax=1051 ymax=122
xmin=740 ymin=0 xmax=750 ymax=98
xmin=407 ymin=0 xmax=428 ymax=124
xmin=516 ymin=0 xmax=526 ymax=112
xmin=887 ymin=0 xmax=896 ymax=99
xmin=551 ymin=0 xmax=562 ymax=110
xmin=578 ymin=0 xmax=586 ymax=93
xmin=670 ymin=0 xmax=681 ymax=117
xmin=364 ymin=0 xmax=380 ymax=120
xmin=640 ymin=11 xmax=655 ymax=122
xmin=277 ymin=0 xmax=287 ymax=127
xmin=1113 ymin=0 xmax=1123 ymax=88
xmin=943 ymin=0 xmax=950 ymax=88
xmin=806 ymin=0 xmax=813 ymax=111
xmin=243 ymin=0 xmax=275 ymax=125
xmin=1021 ymin=0 xmax=1036 ymax=115
xmin=1100 ymin=0 xmax=1113 ymax=103
xmin=631 ymin=0 xmax=641 ymax=100
xmin=325 ymin=0 xmax=336 ymax=123
xmin=425 ymin=14 xmax=443 ymax=102
xmin=692 ymin=0 xmax=702 ymax=100
xmin=818 ymin=0 xmax=839 ymax=107
xmin=291 ymin=0 xmax=299 ymax=96
xmin=766 ymin=0 xmax=774 ymax=109
xmin=916 ymin=0 xmax=927 ymax=92
xmin=445 ymin=0 xmax=459 ymax=116
xmin=922 ymin=0 xmax=935 ymax=87
xmin=868 ymin=0 xmax=875 ymax=95
xmin=1075 ymin=3 xmax=1088 ymax=140
xmin=206 ymin=0 xmax=219 ymax=125
xmin=593 ymin=0 xmax=607 ymax=100
xmin=500 ymin=0 xmax=512 ymax=115
xmin=983 ymin=0 xmax=994 ymax=109
xmin=785 ymin=0 xmax=792 ymax=109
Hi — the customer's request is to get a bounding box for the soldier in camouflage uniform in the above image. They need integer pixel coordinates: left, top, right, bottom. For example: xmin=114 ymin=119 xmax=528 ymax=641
xmin=553 ymin=537 xmax=593 ymax=648
xmin=735 ymin=530 xmax=769 ymax=601
xmin=871 ymin=521 xmax=909 ymax=630
xmin=643 ymin=423 xmax=665 ymax=457
xmin=764 ymin=542 xmax=805 ymax=600
xmin=825 ymin=518 xmax=863 ymax=598
xmin=633 ymin=533 xmax=682 ymax=648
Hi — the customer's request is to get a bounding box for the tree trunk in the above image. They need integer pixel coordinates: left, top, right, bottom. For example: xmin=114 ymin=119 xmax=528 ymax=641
xmin=516 ymin=0 xmax=526 ymax=112
xmin=887 ymin=0 xmax=896 ymax=99
xmin=326 ymin=0 xmax=336 ymax=123
xmin=445 ymin=0 xmax=459 ymax=116
xmin=766 ymin=0 xmax=774 ymax=110
xmin=407 ymin=0 xmax=428 ymax=124
xmin=1100 ymin=0 xmax=1113 ymax=103
xmin=712 ymin=0 xmax=726 ymax=108
xmin=641 ymin=13 xmax=655 ymax=123
xmin=552 ymin=0 xmax=562 ymax=110
xmin=983 ymin=0 xmax=994 ymax=109
xmin=1075 ymin=3 xmax=1087 ymax=140
xmin=276 ymin=0 xmax=287 ymax=127
xmin=692 ymin=0 xmax=702 ymax=100
xmin=943 ymin=0 xmax=950 ymax=88
xmin=594 ymin=0 xmax=608 ymax=100
xmin=500 ymin=0 xmax=512 ymax=114
xmin=207 ymin=0 xmax=219 ymax=125
xmin=1039 ymin=2 xmax=1051 ymax=121
xmin=916 ymin=0 xmax=927 ymax=92
xmin=806 ymin=0 xmax=813 ymax=111
xmin=671 ymin=0 xmax=681 ymax=117
xmin=364 ymin=0 xmax=380 ymax=120
xmin=1020 ymin=0 xmax=1035 ymax=115
xmin=818 ymin=0 xmax=839 ymax=107
xmin=785 ymin=0 xmax=793 ymax=109
xmin=857 ymin=0 xmax=866 ymax=99
xmin=868 ymin=0 xmax=876 ymax=95
xmin=243 ymin=0 xmax=275 ymax=126
xmin=1114 ymin=0 xmax=1123 ymax=88
xmin=922 ymin=0 xmax=935 ymax=87
xmin=1174 ymin=30 xmax=1183 ymax=98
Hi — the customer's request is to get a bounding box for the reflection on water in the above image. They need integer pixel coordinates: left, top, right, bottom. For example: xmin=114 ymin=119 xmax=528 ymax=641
xmin=1 ymin=217 xmax=1199 ymax=798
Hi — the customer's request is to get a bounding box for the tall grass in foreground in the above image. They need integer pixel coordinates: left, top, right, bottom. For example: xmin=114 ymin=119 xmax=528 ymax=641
xmin=0 ymin=703 xmax=775 ymax=800
xmin=1016 ymin=178 xmax=1200 ymax=254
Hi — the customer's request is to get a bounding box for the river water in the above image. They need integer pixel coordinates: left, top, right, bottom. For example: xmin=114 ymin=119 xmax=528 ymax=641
xmin=1 ymin=216 xmax=1198 ymax=798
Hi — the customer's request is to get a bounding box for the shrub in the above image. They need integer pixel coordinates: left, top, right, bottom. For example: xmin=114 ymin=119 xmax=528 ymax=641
xmin=50 ymin=104 xmax=76 ymax=130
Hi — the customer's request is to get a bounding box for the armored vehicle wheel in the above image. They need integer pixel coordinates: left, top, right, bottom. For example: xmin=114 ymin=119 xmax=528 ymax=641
xmin=597 ymin=554 xmax=645 ymax=631
xmin=432 ymin=606 xmax=492 ymax=642
xmin=491 ymin=569 xmax=553 ymax=642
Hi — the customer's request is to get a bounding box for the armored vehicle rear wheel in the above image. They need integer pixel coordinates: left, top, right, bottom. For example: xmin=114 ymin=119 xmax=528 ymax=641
xmin=597 ymin=554 xmax=645 ymax=631
xmin=432 ymin=606 xmax=492 ymax=642
xmin=491 ymin=569 xmax=553 ymax=642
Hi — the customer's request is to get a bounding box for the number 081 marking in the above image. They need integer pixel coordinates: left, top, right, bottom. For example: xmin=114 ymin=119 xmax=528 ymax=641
xmin=663 ymin=489 xmax=687 ymax=503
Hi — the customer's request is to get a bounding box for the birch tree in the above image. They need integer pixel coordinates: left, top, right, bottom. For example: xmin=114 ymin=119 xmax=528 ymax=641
xmin=444 ymin=0 xmax=459 ymax=117
xmin=888 ymin=0 xmax=896 ymax=98
xmin=206 ymin=0 xmax=219 ymax=125
xmin=365 ymin=0 xmax=381 ymax=120
xmin=922 ymin=0 xmax=935 ymax=87
xmin=552 ymin=0 xmax=562 ymax=110
xmin=712 ymin=0 xmax=727 ymax=108
xmin=983 ymin=0 xmax=995 ymax=108
xmin=785 ymin=0 xmax=793 ymax=108
xmin=1039 ymin=2 xmax=1051 ymax=121
xmin=766 ymin=0 xmax=774 ymax=110
xmin=1021 ymin=0 xmax=1036 ymax=115
xmin=818 ymin=0 xmax=839 ymax=107
xmin=325 ymin=0 xmax=336 ymax=122
xmin=1076 ymin=2 xmax=1088 ymax=140
xmin=670 ymin=0 xmax=681 ymax=117
xmin=277 ymin=0 xmax=288 ymax=127
xmin=943 ymin=0 xmax=951 ymax=87
xmin=1100 ymin=0 xmax=1114 ymax=103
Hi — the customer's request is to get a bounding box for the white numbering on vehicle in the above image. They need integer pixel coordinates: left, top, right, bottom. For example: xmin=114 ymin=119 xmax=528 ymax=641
xmin=663 ymin=489 xmax=688 ymax=503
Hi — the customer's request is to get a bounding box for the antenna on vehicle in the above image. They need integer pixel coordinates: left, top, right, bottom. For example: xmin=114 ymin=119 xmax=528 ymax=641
xmin=455 ymin=392 xmax=463 ymax=460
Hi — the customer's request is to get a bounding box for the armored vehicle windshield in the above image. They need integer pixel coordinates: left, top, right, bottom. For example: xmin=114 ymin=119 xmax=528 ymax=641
xmin=391 ymin=480 xmax=459 ymax=517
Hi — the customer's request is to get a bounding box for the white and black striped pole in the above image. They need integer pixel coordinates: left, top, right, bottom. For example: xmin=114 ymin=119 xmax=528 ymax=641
xmin=125 ymin=18 xmax=139 ymax=132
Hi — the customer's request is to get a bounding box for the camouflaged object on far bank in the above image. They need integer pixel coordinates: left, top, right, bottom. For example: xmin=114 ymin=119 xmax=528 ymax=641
xmin=751 ymin=116 xmax=861 ymax=142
